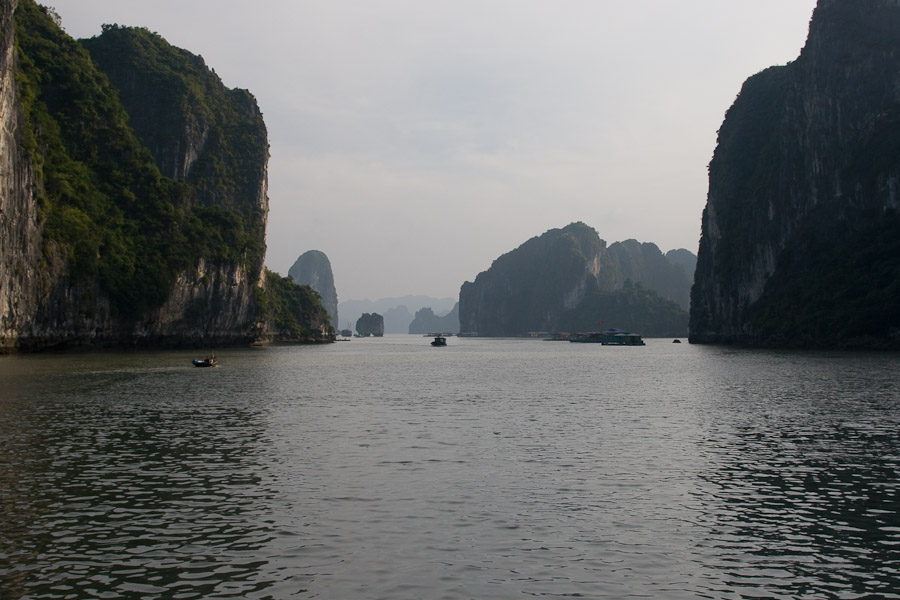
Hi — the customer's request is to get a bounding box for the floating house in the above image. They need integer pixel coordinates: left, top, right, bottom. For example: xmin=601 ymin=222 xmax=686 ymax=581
xmin=570 ymin=328 xmax=645 ymax=346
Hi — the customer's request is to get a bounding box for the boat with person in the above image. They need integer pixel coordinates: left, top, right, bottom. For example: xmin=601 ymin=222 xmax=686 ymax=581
xmin=192 ymin=354 xmax=217 ymax=367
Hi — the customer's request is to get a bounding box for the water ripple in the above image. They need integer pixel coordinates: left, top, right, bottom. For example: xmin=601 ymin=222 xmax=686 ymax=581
xmin=1 ymin=341 xmax=899 ymax=598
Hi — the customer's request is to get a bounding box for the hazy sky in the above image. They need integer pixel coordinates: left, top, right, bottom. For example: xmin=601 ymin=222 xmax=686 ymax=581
xmin=48 ymin=1 xmax=818 ymax=301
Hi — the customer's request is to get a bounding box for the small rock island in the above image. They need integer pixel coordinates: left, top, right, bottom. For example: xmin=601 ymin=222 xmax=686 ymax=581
xmin=355 ymin=313 xmax=385 ymax=337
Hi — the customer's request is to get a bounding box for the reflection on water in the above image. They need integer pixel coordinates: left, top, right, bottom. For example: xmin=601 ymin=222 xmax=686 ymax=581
xmin=694 ymin=353 xmax=900 ymax=599
xmin=0 ymin=339 xmax=899 ymax=599
xmin=0 ymin=351 xmax=280 ymax=599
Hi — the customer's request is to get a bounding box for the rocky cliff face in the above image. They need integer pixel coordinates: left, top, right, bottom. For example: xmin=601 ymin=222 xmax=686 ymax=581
xmin=11 ymin=259 xmax=262 ymax=351
xmin=459 ymin=222 xmax=689 ymax=336
xmin=288 ymin=250 xmax=338 ymax=327
xmin=81 ymin=26 xmax=269 ymax=282
xmin=0 ymin=1 xmax=326 ymax=351
xmin=0 ymin=0 xmax=40 ymax=352
xmin=691 ymin=0 xmax=900 ymax=347
xmin=81 ymin=27 xmax=269 ymax=233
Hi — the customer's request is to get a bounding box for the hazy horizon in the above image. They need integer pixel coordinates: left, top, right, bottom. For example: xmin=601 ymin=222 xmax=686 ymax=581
xmin=50 ymin=0 xmax=818 ymax=300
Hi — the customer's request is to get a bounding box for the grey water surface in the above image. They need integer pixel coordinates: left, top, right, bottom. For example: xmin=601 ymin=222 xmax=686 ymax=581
xmin=1 ymin=336 xmax=898 ymax=599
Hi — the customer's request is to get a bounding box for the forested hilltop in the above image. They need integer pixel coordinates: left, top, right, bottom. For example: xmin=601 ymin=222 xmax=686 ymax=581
xmin=691 ymin=0 xmax=900 ymax=349
xmin=0 ymin=0 xmax=329 ymax=351
xmin=459 ymin=223 xmax=692 ymax=337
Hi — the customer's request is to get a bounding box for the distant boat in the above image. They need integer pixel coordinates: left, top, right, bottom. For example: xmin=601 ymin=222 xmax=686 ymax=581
xmin=673 ymin=339 xmax=682 ymax=343
xmin=193 ymin=355 xmax=217 ymax=367
xmin=570 ymin=329 xmax=646 ymax=346
xmin=431 ymin=336 xmax=447 ymax=347
xmin=600 ymin=332 xmax=645 ymax=346
xmin=544 ymin=332 xmax=572 ymax=341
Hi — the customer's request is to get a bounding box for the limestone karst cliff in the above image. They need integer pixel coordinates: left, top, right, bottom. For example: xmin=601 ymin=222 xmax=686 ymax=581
xmin=288 ymin=250 xmax=338 ymax=327
xmin=0 ymin=0 xmax=41 ymax=351
xmin=691 ymin=0 xmax=900 ymax=348
xmin=81 ymin=25 xmax=269 ymax=244
xmin=0 ymin=0 xmax=328 ymax=350
xmin=459 ymin=223 xmax=690 ymax=337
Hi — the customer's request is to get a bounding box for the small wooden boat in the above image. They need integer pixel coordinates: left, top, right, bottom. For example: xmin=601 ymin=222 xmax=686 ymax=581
xmin=431 ymin=336 xmax=447 ymax=347
xmin=193 ymin=355 xmax=217 ymax=367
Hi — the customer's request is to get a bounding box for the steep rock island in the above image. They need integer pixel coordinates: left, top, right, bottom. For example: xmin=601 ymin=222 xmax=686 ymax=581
xmin=288 ymin=250 xmax=338 ymax=328
xmin=356 ymin=313 xmax=385 ymax=337
xmin=0 ymin=0 xmax=329 ymax=351
xmin=459 ymin=223 xmax=691 ymax=337
xmin=691 ymin=0 xmax=900 ymax=349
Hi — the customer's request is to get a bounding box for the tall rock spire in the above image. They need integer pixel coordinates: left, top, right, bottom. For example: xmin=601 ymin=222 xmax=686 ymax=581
xmin=289 ymin=250 xmax=339 ymax=327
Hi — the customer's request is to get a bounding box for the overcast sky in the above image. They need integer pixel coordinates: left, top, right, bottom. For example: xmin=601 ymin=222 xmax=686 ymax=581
xmin=49 ymin=1 xmax=818 ymax=301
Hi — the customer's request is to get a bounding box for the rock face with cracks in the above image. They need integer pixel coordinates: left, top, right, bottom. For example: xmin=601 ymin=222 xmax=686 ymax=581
xmin=0 ymin=1 xmax=328 ymax=351
xmin=691 ymin=0 xmax=900 ymax=348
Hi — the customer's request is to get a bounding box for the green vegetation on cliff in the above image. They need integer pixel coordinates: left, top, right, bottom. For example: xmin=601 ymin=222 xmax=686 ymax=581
xmin=256 ymin=270 xmax=331 ymax=340
xmin=81 ymin=24 xmax=267 ymax=275
xmin=9 ymin=1 xmax=329 ymax=347
xmin=14 ymin=0 xmax=254 ymax=317
xmin=751 ymin=212 xmax=900 ymax=347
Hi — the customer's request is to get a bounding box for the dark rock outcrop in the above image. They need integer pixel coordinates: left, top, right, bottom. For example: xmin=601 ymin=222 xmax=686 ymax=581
xmin=409 ymin=303 xmax=460 ymax=334
xmin=691 ymin=0 xmax=900 ymax=348
xmin=356 ymin=313 xmax=385 ymax=337
xmin=288 ymin=250 xmax=338 ymax=327
xmin=459 ymin=223 xmax=688 ymax=337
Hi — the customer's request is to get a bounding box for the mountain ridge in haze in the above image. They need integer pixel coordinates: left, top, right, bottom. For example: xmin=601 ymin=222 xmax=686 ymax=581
xmin=339 ymin=296 xmax=457 ymax=334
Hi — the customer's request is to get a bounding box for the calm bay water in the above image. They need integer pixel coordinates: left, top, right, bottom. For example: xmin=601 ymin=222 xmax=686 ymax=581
xmin=1 ymin=336 xmax=899 ymax=599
